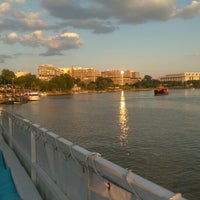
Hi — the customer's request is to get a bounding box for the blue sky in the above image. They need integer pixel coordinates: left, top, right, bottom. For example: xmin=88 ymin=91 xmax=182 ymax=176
xmin=0 ymin=0 xmax=200 ymax=78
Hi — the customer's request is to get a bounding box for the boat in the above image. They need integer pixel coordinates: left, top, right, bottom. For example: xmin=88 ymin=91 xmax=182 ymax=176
xmin=28 ymin=92 xmax=40 ymax=101
xmin=154 ymin=86 xmax=169 ymax=96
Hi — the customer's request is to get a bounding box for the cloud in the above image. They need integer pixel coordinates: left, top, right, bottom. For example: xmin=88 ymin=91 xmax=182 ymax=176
xmin=0 ymin=2 xmax=10 ymax=13
xmin=191 ymin=52 xmax=200 ymax=56
xmin=0 ymin=54 xmax=12 ymax=63
xmin=7 ymin=0 xmax=26 ymax=3
xmin=1 ymin=0 xmax=200 ymax=35
xmin=40 ymin=0 xmax=200 ymax=33
xmin=174 ymin=1 xmax=200 ymax=19
xmin=1 ymin=31 xmax=84 ymax=56
xmin=40 ymin=0 xmax=176 ymax=23
xmin=0 ymin=1 xmax=48 ymax=32
xmin=15 ymin=0 xmax=25 ymax=3
xmin=65 ymin=20 xmax=117 ymax=34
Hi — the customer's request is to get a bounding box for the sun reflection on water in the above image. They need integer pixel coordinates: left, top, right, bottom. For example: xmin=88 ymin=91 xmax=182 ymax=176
xmin=119 ymin=90 xmax=129 ymax=146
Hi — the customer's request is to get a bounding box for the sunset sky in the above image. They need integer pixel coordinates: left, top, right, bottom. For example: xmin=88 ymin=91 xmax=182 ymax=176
xmin=0 ymin=0 xmax=200 ymax=78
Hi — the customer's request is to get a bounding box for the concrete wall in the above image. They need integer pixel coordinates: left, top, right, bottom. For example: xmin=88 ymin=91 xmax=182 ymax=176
xmin=0 ymin=109 xmax=187 ymax=200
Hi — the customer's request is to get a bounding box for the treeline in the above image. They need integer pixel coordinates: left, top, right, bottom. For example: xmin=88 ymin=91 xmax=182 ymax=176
xmin=0 ymin=69 xmax=116 ymax=92
xmin=1 ymin=69 xmax=200 ymax=92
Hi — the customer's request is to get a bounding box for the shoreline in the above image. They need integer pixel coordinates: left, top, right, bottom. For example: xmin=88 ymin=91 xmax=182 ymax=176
xmin=44 ymin=88 xmax=154 ymax=96
xmin=43 ymin=86 xmax=197 ymax=96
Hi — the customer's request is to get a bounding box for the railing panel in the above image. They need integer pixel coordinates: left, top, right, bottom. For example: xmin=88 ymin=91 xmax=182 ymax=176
xmin=55 ymin=138 xmax=89 ymax=200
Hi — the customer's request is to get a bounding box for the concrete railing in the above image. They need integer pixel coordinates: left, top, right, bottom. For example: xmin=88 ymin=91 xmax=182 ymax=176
xmin=0 ymin=109 xmax=187 ymax=200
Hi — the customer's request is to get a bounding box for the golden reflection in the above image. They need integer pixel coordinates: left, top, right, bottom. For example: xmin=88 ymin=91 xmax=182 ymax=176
xmin=119 ymin=90 xmax=129 ymax=146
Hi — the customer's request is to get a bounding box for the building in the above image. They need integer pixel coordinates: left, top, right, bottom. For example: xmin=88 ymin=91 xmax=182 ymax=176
xmin=61 ymin=67 xmax=101 ymax=83
xmin=160 ymin=72 xmax=200 ymax=82
xmin=101 ymin=69 xmax=141 ymax=85
xmin=38 ymin=65 xmax=141 ymax=85
xmin=38 ymin=65 xmax=101 ymax=83
xmin=38 ymin=64 xmax=64 ymax=81
xmin=15 ymin=71 xmax=30 ymax=78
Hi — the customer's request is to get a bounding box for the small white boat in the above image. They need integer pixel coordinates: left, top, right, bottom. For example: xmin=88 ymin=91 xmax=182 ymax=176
xmin=28 ymin=92 xmax=40 ymax=101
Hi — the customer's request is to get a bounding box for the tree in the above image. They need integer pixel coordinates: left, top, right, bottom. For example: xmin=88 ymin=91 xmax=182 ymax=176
xmin=0 ymin=69 xmax=15 ymax=84
xmin=37 ymin=80 xmax=49 ymax=91
xmin=87 ymin=81 xmax=96 ymax=90
xmin=95 ymin=77 xmax=114 ymax=90
xmin=133 ymin=77 xmax=160 ymax=88
xmin=144 ymin=75 xmax=152 ymax=80
xmin=49 ymin=74 xmax=74 ymax=91
xmin=74 ymin=78 xmax=86 ymax=89
xmin=15 ymin=74 xmax=40 ymax=89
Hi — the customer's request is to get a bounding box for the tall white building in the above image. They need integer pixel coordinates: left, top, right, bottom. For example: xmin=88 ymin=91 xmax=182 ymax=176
xmin=160 ymin=72 xmax=200 ymax=82
xmin=38 ymin=64 xmax=64 ymax=81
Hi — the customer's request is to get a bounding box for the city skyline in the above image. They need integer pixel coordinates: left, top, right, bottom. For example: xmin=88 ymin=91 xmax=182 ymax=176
xmin=0 ymin=0 xmax=200 ymax=78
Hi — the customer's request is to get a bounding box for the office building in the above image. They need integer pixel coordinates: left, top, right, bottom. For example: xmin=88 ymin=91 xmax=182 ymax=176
xmin=160 ymin=72 xmax=200 ymax=82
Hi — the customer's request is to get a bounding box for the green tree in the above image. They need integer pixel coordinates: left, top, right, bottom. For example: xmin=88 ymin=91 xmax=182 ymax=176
xmin=144 ymin=75 xmax=152 ymax=80
xmin=187 ymin=80 xmax=200 ymax=88
xmin=15 ymin=74 xmax=40 ymax=89
xmin=49 ymin=74 xmax=74 ymax=91
xmin=0 ymin=69 xmax=15 ymax=84
xmin=87 ymin=81 xmax=96 ymax=90
xmin=37 ymin=80 xmax=49 ymax=91
xmin=133 ymin=77 xmax=160 ymax=88
xmin=95 ymin=77 xmax=114 ymax=90
xmin=74 ymin=78 xmax=86 ymax=89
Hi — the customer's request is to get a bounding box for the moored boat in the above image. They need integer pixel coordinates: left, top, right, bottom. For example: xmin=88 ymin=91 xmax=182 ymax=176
xmin=154 ymin=86 xmax=169 ymax=96
xmin=28 ymin=92 xmax=40 ymax=101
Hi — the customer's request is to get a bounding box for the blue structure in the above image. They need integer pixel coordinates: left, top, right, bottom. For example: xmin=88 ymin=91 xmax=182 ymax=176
xmin=0 ymin=150 xmax=22 ymax=200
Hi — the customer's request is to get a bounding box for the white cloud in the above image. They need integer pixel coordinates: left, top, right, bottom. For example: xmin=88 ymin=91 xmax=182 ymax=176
xmin=2 ymin=31 xmax=84 ymax=56
xmin=8 ymin=32 xmax=18 ymax=39
xmin=0 ymin=1 xmax=48 ymax=32
xmin=17 ymin=11 xmax=48 ymax=29
xmin=0 ymin=2 xmax=10 ymax=13
xmin=2 ymin=0 xmax=200 ymax=35
xmin=174 ymin=1 xmax=200 ymax=19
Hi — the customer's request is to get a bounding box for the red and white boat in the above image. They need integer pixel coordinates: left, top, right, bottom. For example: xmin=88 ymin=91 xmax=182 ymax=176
xmin=154 ymin=86 xmax=169 ymax=96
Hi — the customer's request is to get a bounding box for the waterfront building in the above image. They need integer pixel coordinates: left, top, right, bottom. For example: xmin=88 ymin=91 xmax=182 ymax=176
xmin=38 ymin=64 xmax=64 ymax=81
xmin=38 ymin=65 xmax=140 ymax=85
xmin=15 ymin=71 xmax=30 ymax=78
xmin=160 ymin=72 xmax=200 ymax=82
xmin=61 ymin=67 xmax=101 ymax=83
xmin=101 ymin=69 xmax=141 ymax=85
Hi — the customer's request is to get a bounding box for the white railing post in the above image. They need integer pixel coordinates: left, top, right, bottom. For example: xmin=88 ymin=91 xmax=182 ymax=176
xmin=0 ymin=108 xmax=2 ymax=127
xmin=31 ymin=124 xmax=40 ymax=184
xmin=8 ymin=115 xmax=13 ymax=148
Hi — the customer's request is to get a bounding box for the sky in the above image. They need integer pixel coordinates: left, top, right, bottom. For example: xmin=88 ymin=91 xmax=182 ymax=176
xmin=0 ymin=0 xmax=200 ymax=78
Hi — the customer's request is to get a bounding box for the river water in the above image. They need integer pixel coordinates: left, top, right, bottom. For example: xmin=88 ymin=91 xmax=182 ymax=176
xmin=4 ymin=89 xmax=200 ymax=200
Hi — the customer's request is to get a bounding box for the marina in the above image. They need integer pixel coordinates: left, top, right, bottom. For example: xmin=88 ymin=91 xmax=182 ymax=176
xmin=0 ymin=85 xmax=40 ymax=104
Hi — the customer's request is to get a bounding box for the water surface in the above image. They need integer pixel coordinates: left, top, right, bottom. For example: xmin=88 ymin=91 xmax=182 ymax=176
xmin=5 ymin=89 xmax=200 ymax=200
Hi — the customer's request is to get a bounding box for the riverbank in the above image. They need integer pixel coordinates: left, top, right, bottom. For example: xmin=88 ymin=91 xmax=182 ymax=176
xmin=43 ymin=87 xmax=154 ymax=96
